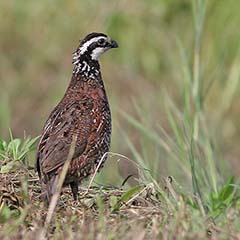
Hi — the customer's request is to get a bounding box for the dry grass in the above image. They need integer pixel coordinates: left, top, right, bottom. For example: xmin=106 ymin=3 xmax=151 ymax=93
xmin=1 ymin=167 xmax=240 ymax=240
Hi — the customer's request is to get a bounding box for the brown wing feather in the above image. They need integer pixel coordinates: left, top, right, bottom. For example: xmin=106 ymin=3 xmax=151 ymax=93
xmin=36 ymin=99 xmax=93 ymax=179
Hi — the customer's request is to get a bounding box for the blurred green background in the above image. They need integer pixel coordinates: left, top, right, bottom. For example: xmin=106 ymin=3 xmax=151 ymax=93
xmin=0 ymin=0 xmax=239 ymax=184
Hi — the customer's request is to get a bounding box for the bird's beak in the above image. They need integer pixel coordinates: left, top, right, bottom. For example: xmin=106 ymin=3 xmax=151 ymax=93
xmin=110 ymin=39 xmax=118 ymax=48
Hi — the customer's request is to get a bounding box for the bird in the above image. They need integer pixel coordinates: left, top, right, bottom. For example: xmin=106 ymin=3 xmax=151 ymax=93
xmin=36 ymin=32 xmax=118 ymax=203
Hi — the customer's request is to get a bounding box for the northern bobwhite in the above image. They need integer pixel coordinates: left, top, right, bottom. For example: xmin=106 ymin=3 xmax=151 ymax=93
xmin=36 ymin=32 xmax=118 ymax=203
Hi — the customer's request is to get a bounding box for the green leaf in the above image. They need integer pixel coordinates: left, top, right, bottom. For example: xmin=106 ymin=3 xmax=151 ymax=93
xmin=218 ymin=177 xmax=235 ymax=202
xmin=112 ymin=185 xmax=142 ymax=211
xmin=0 ymin=204 xmax=13 ymax=223
xmin=7 ymin=138 xmax=22 ymax=161
xmin=95 ymin=194 xmax=104 ymax=215
xmin=109 ymin=195 xmax=118 ymax=209
xmin=118 ymin=185 xmax=142 ymax=203
xmin=0 ymin=139 xmax=7 ymax=151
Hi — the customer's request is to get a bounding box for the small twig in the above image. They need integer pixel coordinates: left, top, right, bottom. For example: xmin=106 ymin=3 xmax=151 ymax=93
xmin=211 ymin=224 xmax=239 ymax=240
xmin=38 ymin=135 xmax=77 ymax=240
xmin=121 ymin=174 xmax=135 ymax=187
xmin=83 ymin=151 xmax=150 ymax=197
xmin=164 ymin=176 xmax=179 ymax=202
xmin=11 ymin=178 xmax=39 ymax=184
xmin=83 ymin=152 xmax=149 ymax=196
xmin=194 ymin=192 xmax=206 ymax=218
xmin=83 ymin=151 xmax=109 ymax=196
xmin=125 ymin=183 xmax=153 ymax=206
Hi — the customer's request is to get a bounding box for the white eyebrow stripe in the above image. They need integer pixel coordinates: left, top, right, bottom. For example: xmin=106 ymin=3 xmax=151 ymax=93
xmin=80 ymin=36 xmax=106 ymax=54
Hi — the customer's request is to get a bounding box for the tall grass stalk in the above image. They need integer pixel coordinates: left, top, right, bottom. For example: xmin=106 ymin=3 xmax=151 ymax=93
xmin=123 ymin=0 xmax=228 ymax=215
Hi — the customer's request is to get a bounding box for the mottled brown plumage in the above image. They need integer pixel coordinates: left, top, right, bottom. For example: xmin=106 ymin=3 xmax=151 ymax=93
xmin=36 ymin=32 xmax=118 ymax=202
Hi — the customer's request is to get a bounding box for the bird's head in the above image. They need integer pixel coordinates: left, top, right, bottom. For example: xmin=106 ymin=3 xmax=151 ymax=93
xmin=73 ymin=32 xmax=118 ymax=63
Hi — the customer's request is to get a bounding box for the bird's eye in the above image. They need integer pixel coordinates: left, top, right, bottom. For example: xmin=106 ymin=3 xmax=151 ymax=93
xmin=98 ymin=38 xmax=105 ymax=45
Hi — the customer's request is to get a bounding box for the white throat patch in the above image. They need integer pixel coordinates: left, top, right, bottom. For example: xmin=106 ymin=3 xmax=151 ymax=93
xmin=91 ymin=47 xmax=107 ymax=60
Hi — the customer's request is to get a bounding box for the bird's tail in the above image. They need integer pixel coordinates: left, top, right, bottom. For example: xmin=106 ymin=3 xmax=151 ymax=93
xmin=41 ymin=175 xmax=59 ymax=205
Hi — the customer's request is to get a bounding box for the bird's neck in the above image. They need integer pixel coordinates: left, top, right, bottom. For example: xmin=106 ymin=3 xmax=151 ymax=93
xmin=72 ymin=54 xmax=101 ymax=80
xmin=66 ymin=55 xmax=105 ymax=94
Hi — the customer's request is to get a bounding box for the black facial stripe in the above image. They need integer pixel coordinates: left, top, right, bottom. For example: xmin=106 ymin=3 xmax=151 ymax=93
xmin=80 ymin=32 xmax=107 ymax=45
xmin=87 ymin=41 xmax=108 ymax=53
